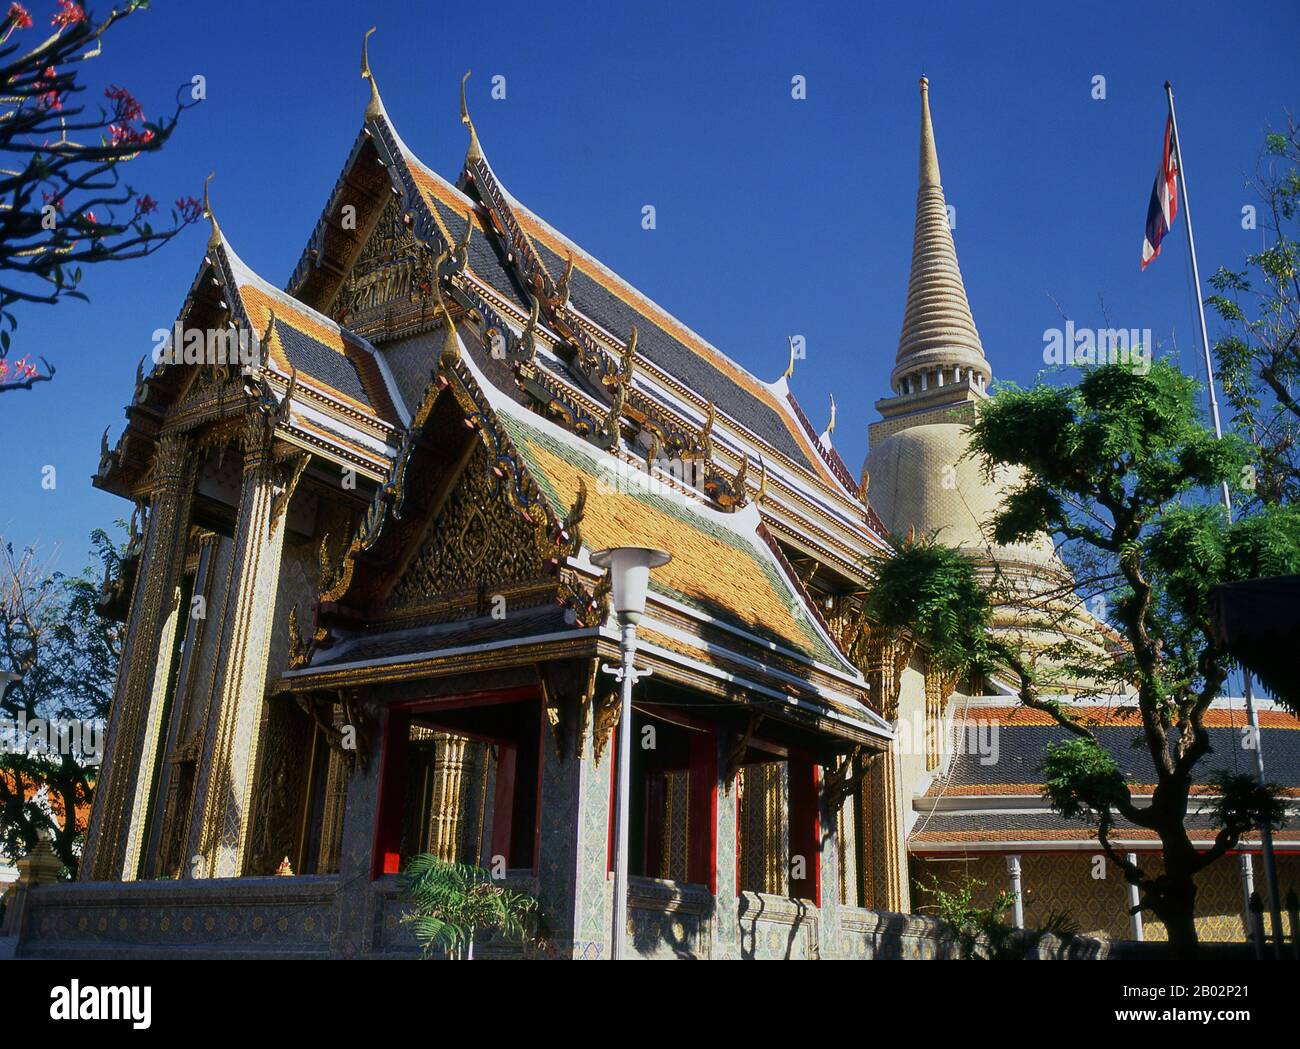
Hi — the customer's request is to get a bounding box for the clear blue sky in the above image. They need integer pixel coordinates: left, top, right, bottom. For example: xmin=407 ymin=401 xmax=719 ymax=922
xmin=2 ymin=0 xmax=1297 ymax=574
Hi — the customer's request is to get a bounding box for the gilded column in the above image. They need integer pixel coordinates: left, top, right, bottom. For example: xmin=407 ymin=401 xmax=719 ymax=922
xmin=317 ymin=733 xmax=350 ymax=875
xmin=192 ymin=415 xmax=299 ymax=878
xmin=83 ymin=431 xmax=195 ymax=881
xmin=860 ymin=745 xmax=910 ymax=912
xmin=428 ymin=734 xmax=468 ymax=861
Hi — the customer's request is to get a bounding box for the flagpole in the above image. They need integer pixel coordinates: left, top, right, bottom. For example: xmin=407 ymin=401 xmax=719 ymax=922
xmin=1165 ymin=80 xmax=1283 ymax=956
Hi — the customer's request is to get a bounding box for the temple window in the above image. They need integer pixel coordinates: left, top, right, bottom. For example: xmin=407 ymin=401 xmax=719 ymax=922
xmin=621 ymin=708 xmax=717 ymax=888
xmin=735 ymin=748 xmax=820 ymax=903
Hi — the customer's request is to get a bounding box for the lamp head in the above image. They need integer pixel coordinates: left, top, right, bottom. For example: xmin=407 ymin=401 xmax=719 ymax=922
xmin=589 ymin=546 xmax=671 ymax=625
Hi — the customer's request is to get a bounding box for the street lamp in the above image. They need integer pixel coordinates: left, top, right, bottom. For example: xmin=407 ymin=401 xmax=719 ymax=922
xmin=590 ymin=545 xmax=670 ymax=961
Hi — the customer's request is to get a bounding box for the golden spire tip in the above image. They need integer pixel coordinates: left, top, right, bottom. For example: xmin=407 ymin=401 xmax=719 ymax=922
xmin=202 ymin=172 xmax=221 ymax=249
xmin=460 ymin=70 xmax=483 ymax=163
xmin=782 ymin=335 xmax=796 ymax=381
xmin=361 ymin=27 xmax=382 ymax=120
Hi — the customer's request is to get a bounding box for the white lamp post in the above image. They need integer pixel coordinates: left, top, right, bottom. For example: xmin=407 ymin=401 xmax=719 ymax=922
xmin=590 ymin=545 xmax=670 ymax=961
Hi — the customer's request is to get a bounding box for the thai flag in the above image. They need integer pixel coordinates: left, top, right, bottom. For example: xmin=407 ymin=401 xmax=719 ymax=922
xmin=1142 ymin=116 xmax=1179 ymax=270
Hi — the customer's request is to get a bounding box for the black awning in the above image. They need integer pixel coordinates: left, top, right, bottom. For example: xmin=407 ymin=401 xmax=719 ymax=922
xmin=1209 ymin=574 xmax=1300 ymax=715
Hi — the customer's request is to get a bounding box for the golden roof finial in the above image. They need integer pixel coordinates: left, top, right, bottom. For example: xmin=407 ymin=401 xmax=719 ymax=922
xmin=782 ymin=335 xmax=797 ymax=380
xmin=202 ymin=172 xmax=221 ymax=249
xmin=460 ymin=71 xmax=484 ymax=164
xmin=757 ymin=456 xmax=768 ymax=505
xmin=826 ymin=393 xmax=837 ymax=436
xmin=361 ymin=27 xmax=382 ymax=121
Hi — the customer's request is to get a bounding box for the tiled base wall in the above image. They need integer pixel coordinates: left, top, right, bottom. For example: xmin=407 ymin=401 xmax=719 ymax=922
xmin=14 ymin=875 xmax=1258 ymax=960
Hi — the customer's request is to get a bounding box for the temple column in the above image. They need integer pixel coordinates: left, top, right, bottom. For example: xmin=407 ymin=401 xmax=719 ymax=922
xmin=83 ymin=431 xmax=195 ymax=881
xmin=1006 ymin=853 xmax=1024 ymax=927
xmin=535 ymin=691 xmax=616 ymax=958
xmin=710 ymin=731 xmax=740 ymax=959
xmin=191 ymin=416 xmax=298 ymax=878
xmin=859 ymin=745 xmax=911 ymax=912
xmin=428 ymin=733 xmax=468 ymax=860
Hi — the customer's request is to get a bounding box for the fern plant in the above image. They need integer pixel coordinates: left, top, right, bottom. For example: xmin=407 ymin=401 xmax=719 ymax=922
xmin=400 ymin=854 xmax=540 ymax=959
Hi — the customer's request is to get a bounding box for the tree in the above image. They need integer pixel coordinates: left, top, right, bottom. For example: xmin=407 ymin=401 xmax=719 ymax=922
xmin=400 ymin=854 xmax=541 ymax=959
xmin=1208 ymin=119 xmax=1300 ymax=506
xmin=864 ymin=361 xmax=1300 ymax=959
xmin=0 ymin=527 xmax=122 ymax=876
xmin=0 ymin=1 xmax=202 ymax=393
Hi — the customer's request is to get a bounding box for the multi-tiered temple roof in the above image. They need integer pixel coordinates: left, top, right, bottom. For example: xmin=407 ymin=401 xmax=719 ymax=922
xmin=96 ymin=39 xmax=901 ymax=751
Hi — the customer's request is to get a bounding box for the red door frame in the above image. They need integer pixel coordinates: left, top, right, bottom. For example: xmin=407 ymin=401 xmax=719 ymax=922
xmin=369 ymin=685 xmax=543 ymax=880
xmin=787 ymin=750 xmax=821 ymax=906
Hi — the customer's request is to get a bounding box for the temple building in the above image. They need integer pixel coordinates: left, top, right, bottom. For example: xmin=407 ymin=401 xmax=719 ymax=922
xmin=4 ymin=49 xmax=1295 ymax=959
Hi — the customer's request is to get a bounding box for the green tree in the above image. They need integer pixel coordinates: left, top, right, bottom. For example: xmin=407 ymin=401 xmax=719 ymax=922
xmin=400 ymin=854 xmax=541 ymax=959
xmin=864 ymin=361 xmax=1299 ymax=959
xmin=0 ymin=528 xmax=122 ymax=876
xmin=1207 ymin=120 xmax=1300 ymax=506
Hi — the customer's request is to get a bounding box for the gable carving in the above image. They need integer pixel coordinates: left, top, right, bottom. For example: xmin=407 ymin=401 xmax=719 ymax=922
xmin=385 ymin=443 xmax=548 ymax=616
xmin=333 ymin=196 xmax=434 ymax=328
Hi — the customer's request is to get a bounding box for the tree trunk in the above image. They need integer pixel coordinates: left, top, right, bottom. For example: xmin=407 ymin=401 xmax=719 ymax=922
xmin=1150 ymin=857 xmax=1201 ymax=960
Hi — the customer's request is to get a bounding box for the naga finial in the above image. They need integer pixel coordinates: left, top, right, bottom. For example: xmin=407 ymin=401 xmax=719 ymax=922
xmin=556 ymin=252 xmax=574 ymax=311
xmin=455 ymin=206 xmax=473 ymax=259
xmin=701 ymin=400 xmax=716 ymax=463
xmin=276 ymin=365 xmax=298 ymax=426
xmin=858 ymin=465 xmax=870 ymax=502
xmin=621 ymin=326 xmax=638 ymax=379
xmin=562 ymin=478 xmax=587 ymax=556
xmin=202 ymin=172 xmax=220 ymax=249
xmin=258 ymin=305 xmax=276 ymax=366
xmin=783 ymin=335 xmax=797 ymax=380
xmin=734 ymin=454 xmax=749 ymax=502
xmin=521 ymin=293 xmax=540 ymax=361
xmin=361 ymin=27 xmax=382 ymax=120
xmin=435 ymin=266 xmax=460 ymax=367
xmin=826 ymin=393 xmax=837 ymax=437
xmin=460 ymin=71 xmax=484 ymax=163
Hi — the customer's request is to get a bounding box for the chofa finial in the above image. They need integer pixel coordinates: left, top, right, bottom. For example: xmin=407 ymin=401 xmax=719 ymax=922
xmin=202 ymin=172 xmax=220 ymax=249
xmin=361 ymin=27 xmax=382 ymax=120
xmin=460 ymin=71 xmax=484 ymax=163
xmin=782 ymin=335 xmax=797 ymax=381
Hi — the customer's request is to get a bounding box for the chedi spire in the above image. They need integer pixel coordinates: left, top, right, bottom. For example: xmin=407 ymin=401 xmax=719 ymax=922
xmin=891 ymin=76 xmax=990 ymax=397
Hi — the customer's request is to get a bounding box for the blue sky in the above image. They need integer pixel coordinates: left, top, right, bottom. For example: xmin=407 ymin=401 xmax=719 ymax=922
xmin=2 ymin=0 xmax=1297 ymax=574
